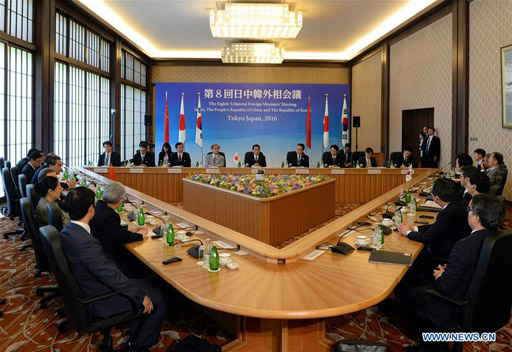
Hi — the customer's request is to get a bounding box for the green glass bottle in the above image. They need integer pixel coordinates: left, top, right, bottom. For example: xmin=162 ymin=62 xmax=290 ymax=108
xmin=352 ymin=161 xmax=356 ymax=168
xmin=137 ymin=207 xmax=145 ymax=226
xmin=95 ymin=186 xmax=102 ymax=200
xmin=72 ymin=173 xmax=78 ymax=182
xmin=209 ymin=243 xmax=219 ymax=271
xmin=405 ymin=191 xmax=411 ymax=204
xmin=117 ymin=202 xmax=124 ymax=212
xmin=81 ymin=178 xmax=87 ymax=187
xmin=63 ymin=169 xmax=69 ymax=180
xmin=316 ymin=161 xmax=321 ymax=168
xmin=281 ymin=161 xmax=285 ymax=168
xmin=195 ymin=161 xmax=199 ymax=167
xmin=166 ymin=223 xmax=175 ymax=245
xmin=379 ymin=224 xmax=385 ymax=246
xmin=238 ymin=161 xmax=241 ymax=168
xmin=159 ymin=160 xmax=163 ymax=167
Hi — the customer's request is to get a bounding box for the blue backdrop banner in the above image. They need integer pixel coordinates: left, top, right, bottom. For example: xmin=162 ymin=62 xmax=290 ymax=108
xmin=155 ymin=82 xmax=350 ymax=167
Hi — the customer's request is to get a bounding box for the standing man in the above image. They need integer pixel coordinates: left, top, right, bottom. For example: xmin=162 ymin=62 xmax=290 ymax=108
xmin=244 ymin=144 xmax=267 ymax=167
xmin=419 ymin=126 xmax=429 ymax=166
xmin=423 ymin=127 xmax=441 ymax=168
xmin=131 ymin=142 xmax=155 ymax=167
xmin=204 ymin=144 xmax=225 ymax=167
xmin=322 ymin=144 xmax=343 ymax=167
xmin=98 ymin=141 xmax=121 ymax=167
xmin=287 ymin=143 xmax=309 ymax=167
xmin=170 ymin=142 xmax=191 ymax=167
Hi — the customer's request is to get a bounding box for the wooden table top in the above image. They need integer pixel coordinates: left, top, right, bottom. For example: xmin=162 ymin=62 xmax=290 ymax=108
xmin=78 ymin=167 xmax=440 ymax=319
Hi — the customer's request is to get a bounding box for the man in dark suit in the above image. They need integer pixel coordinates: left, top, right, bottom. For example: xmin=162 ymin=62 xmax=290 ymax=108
xmin=342 ymin=143 xmax=352 ymax=167
xmin=322 ymin=144 xmax=343 ymax=167
xmin=455 ymin=153 xmax=473 ymax=172
xmin=473 ymin=148 xmax=486 ymax=172
xmin=394 ymin=147 xmax=416 ymax=168
xmin=170 ymin=142 xmax=191 ymax=167
xmin=459 ymin=166 xmax=477 ymax=206
xmin=244 ymin=144 xmax=267 ymax=167
xmin=61 ymin=187 xmax=167 ymax=351
xmin=16 ymin=148 xmax=40 ymax=170
xmin=357 ymin=147 xmax=377 ymax=168
xmin=90 ymin=182 xmax=147 ymax=277
xmin=486 ymin=152 xmax=508 ymax=196
xmin=98 ymin=141 xmax=121 ymax=167
xmin=398 ymin=178 xmax=471 ymax=283
xmin=131 ymin=142 xmax=155 ymax=167
xmin=418 ymin=126 xmax=429 ymax=166
xmin=395 ymin=194 xmax=504 ymax=337
xmin=21 ymin=150 xmax=44 ymax=183
xmin=423 ymin=127 xmax=441 ymax=168
xmin=466 ymin=171 xmax=490 ymax=198
xmin=287 ymin=143 xmax=309 ymax=167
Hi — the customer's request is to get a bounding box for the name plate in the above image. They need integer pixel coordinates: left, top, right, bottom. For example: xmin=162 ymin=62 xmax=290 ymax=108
xmin=168 ymin=168 xmax=182 ymax=173
xmin=94 ymin=168 xmax=108 ymax=173
xmin=401 ymin=169 xmax=414 ymax=175
xmin=331 ymin=169 xmax=345 ymax=174
xmin=206 ymin=168 xmax=220 ymax=174
xmin=251 ymin=169 xmax=259 ymax=174
xmin=130 ymin=168 xmax=144 ymax=173
xmin=303 ymin=249 xmax=326 ymax=261
xmin=368 ymin=169 xmax=381 ymax=174
xmin=295 ymin=168 xmax=310 ymax=174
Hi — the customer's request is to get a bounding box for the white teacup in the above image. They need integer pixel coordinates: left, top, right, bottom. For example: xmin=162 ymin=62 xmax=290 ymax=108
xmin=381 ymin=219 xmax=393 ymax=228
xmin=355 ymin=235 xmax=368 ymax=246
xmin=219 ymin=252 xmax=233 ymax=265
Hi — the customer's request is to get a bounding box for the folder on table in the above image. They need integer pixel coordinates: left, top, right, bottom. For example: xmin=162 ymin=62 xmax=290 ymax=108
xmin=369 ymin=250 xmax=412 ymax=266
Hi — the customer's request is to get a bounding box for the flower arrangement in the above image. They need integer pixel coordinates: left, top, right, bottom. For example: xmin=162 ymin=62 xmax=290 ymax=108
xmin=188 ymin=173 xmax=330 ymax=198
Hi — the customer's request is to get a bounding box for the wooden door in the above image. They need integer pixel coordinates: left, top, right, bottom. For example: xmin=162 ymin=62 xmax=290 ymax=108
xmin=401 ymin=108 xmax=434 ymax=165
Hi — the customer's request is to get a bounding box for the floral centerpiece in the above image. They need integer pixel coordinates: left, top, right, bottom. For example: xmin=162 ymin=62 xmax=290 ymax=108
xmin=188 ymin=173 xmax=331 ymax=198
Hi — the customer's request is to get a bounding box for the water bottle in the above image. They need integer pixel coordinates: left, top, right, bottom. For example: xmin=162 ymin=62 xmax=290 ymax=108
xmin=198 ymin=245 xmax=204 ymax=259
xmin=393 ymin=209 xmax=402 ymax=229
xmin=203 ymin=238 xmax=211 ymax=268
xmin=372 ymin=226 xmax=382 ymax=249
xmin=137 ymin=207 xmax=145 ymax=226
xmin=63 ymin=169 xmax=69 ymax=180
xmin=409 ymin=197 xmax=417 ymax=215
xmin=379 ymin=224 xmax=385 ymax=247
xmin=95 ymin=186 xmax=102 ymax=200
xmin=209 ymin=243 xmax=219 ymax=271
xmin=166 ymin=223 xmax=175 ymax=246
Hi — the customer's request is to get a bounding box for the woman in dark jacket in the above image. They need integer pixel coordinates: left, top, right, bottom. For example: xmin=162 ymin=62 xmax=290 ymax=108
xmin=158 ymin=142 xmax=173 ymax=166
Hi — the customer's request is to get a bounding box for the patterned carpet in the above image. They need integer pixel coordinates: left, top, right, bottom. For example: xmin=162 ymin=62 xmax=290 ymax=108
xmin=0 ymin=204 xmax=511 ymax=351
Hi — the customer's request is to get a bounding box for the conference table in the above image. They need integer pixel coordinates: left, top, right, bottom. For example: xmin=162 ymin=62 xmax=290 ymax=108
xmin=79 ymin=166 xmax=439 ymax=351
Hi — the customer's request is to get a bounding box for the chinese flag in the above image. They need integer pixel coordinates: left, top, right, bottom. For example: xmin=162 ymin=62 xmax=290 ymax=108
xmin=306 ymin=95 xmax=312 ymax=149
xmin=164 ymin=91 xmax=169 ymax=143
xmin=108 ymin=164 xmax=116 ymax=181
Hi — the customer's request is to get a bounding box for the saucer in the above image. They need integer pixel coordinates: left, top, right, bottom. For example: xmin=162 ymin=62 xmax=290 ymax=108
xmin=208 ymin=268 xmax=221 ymax=273
xmin=226 ymin=262 xmax=239 ymax=270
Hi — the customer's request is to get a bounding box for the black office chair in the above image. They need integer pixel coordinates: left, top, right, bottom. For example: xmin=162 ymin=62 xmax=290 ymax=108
xmin=47 ymin=202 xmax=64 ymax=232
xmin=39 ymin=225 xmax=143 ymax=350
xmin=26 ymin=184 xmax=41 ymax=211
xmin=5 ymin=160 xmax=11 ymax=169
xmin=9 ymin=166 xmax=21 ymax=194
xmin=0 ymin=157 xmax=6 ymax=214
xmin=415 ymin=230 xmax=512 ymax=352
xmin=496 ymin=169 xmax=508 ymax=196
xmin=286 ymin=151 xmax=295 ymax=166
xmin=18 ymin=174 xmax=27 ymax=198
xmin=351 ymin=151 xmax=365 ymax=166
xmin=20 ymin=198 xmax=60 ymax=309
xmin=2 ymin=167 xmax=24 ymax=239
xmin=389 ymin=152 xmax=403 ymax=167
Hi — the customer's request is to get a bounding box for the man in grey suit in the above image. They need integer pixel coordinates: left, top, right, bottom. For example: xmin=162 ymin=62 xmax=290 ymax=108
xmin=60 ymin=187 xmax=168 ymax=351
xmin=486 ymin=152 xmax=508 ymax=196
xmin=205 ymin=144 xmax=225 ymax=167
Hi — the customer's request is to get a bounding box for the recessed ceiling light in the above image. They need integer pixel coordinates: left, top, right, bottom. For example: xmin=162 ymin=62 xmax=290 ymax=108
xmin=221 ymin=43 xmax=284 ymax=64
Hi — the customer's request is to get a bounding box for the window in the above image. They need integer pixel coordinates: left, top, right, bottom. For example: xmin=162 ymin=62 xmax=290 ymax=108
xmin=121 ymin=51 xmax=146 ymax=86
xmin=53 ymin=63 xmax=110 ymax=166
xmin=57 ymin=13 xmax=110 ymax=73
xmin=120 ymin=84 xmax=145 ymax=161
xmin=0 ymin=45 xmax=33 ymax=165
xmin=5 ymin=0 xmax=34 ymax=43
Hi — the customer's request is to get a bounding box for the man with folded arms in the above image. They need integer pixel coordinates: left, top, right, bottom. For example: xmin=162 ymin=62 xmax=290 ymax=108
xmin=61 ymin=187 xmax=167 ymax=352
xmin=396 ymin=195 xmax=504 ymax=351
xmin=398 ymin=178 xmax=471 ymax=284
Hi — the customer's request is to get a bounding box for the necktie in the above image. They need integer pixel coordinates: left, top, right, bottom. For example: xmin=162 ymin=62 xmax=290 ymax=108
xmin=426 ymin=137 xmax=431 ymax=153
xmin=333 ymin=156 xmax=336 ymax=164
xmin=141 ymin=155 xmax=145 ymax=164
xmin=213 ymin=155 xmax=217 ymax=164
xmin=179 ymin=153 xmax=182 ymax=163
xmin=298 ymin=155 xmax=301 ymax=165
xmin=106 ymin=153 xmax=110 ymax=167
xmin=255 ymin=155 xmax=258 ymax=162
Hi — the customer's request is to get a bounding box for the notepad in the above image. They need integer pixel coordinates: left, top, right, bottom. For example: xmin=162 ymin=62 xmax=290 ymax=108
xmin=369 ymin=250 xmax=412 ymax=266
